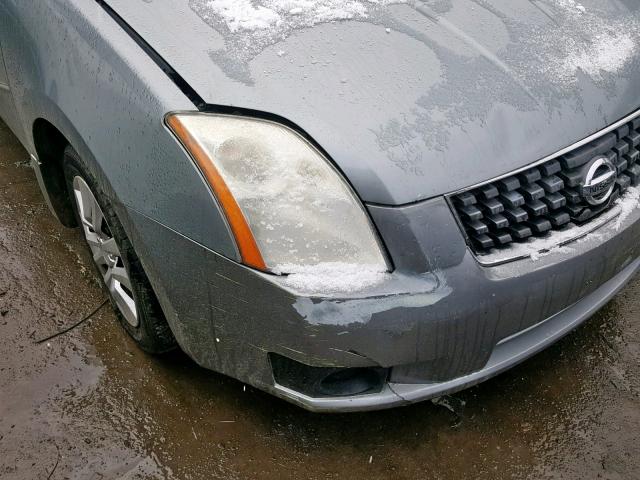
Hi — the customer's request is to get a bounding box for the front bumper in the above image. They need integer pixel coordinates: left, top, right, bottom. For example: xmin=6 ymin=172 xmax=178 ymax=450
xmin=123 ymin=191 xmax=640 ymax=412
xmin=274 ymin=257 xmax=639 ymax=411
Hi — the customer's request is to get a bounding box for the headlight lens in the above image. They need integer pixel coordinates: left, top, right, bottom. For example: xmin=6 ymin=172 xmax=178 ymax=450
xmin=166 ymin=113 xmax=388 ymax=274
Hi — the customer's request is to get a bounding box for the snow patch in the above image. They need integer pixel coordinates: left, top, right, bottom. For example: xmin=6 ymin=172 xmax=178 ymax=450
xmin=564 ymin=33 xmax=635 ymax=77
xmin=539 ymin=1 xmax=639 ymax=84
xmin=613 ymin=185 xmax=640 ymax=230
xmin=273 ymin=262 xmax=389 ymax=296
xmin=529 ymin=245 xmax=575 ymax=262
xmin=190 ymin=0 xmax=408 ymax=81
xmin=204 ymin=0 xmax=281 ymax=32
xmin=198 ymin=0 xmax=405 ymax=33
xmin=553 ymin=0 xmax=586 ymax=14
xmin=506 ymin=186 xmax=640 ymax=262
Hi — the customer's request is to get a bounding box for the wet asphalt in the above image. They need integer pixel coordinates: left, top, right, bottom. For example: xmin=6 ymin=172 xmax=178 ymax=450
xmin=0 ymin=117 xmax=639 ymax=480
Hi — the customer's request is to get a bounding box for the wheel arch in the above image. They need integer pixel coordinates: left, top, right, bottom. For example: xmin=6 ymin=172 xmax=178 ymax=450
xmin=32 ymin=117 xmax=76 ymax=227
xmin=28 ymin=97 xmax=118 ymax=230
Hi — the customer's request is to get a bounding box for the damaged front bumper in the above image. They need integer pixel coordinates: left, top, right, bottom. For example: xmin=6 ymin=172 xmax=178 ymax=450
xmin=274 ymin=257 xmax=639 ymax=411
xmin=124 ymin=193 xmax=640 ymax=412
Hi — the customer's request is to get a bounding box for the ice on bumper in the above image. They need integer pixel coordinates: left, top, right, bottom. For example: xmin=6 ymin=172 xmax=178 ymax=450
xmin=273 ymin=262 xmax=389 ymax=295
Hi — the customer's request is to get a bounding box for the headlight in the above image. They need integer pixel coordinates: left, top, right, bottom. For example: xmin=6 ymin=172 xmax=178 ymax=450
xmin=166 ymin=113 xmax=389 ymax=275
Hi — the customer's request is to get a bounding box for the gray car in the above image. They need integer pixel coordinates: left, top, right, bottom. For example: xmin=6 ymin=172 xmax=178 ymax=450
xmin=1 ymin=0 xmax=639 ymax=412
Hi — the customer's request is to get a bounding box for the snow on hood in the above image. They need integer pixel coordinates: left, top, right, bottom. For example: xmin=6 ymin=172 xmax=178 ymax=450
xmin=538 ymin=0 xmax=638 ymax=85
xmin=195 ymin=0 xmax=406 ymax=33
xmin=189 ymin=0 xmax=639 ymax=86
xmin=107 ymin=0 xmax=640 ymax=204
xmin=189 ymin=0 xmax=408 ymax=78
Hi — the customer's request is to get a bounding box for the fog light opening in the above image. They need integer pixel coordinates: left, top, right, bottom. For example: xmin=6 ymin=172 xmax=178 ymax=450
xmin=269 ymin=353 xmax=387 ymax=398
xmin=318 ymin=368 xmax=383 ymax=397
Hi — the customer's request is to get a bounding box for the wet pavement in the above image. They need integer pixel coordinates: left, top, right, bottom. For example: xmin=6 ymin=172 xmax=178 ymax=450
xmin=0 ymin=117 xmax=639 ymax=480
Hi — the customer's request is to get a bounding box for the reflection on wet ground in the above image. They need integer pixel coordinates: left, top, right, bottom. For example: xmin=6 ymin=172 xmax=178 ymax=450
xmin=0 ymin=118 xmax=639 ymax=479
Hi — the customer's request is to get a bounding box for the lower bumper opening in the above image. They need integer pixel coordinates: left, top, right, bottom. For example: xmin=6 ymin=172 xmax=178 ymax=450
xmin=269 ymin=353 xmax=387 ymax=398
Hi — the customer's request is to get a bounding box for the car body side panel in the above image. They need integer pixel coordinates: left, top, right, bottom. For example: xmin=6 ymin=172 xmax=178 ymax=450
xmin=0 ymin=46 xmax=7 ymax=86
xmin=0 ymin=41 xmax=24 ymax=143
xmin=0 ymin=0 xmax=238 ymax=260
xmin=103 ymin=0 xmax=640 ymax=205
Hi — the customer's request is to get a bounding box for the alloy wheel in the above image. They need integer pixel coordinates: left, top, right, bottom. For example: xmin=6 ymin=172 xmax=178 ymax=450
xmin=72 ymin=176 xmax=139 ymax=327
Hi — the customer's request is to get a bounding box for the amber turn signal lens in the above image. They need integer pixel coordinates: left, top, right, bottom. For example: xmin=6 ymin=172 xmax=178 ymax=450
xmin=165 ymin=114 xmax=267 ymax=271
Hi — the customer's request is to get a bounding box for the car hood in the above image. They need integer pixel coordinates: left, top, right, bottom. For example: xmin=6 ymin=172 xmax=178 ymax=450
xmin=107 ymin=0 xmax=640 ymax=205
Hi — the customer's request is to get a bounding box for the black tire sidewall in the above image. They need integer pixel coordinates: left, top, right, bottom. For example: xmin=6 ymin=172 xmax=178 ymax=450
xmin=62 ymin=146 xmax=176 ymax=353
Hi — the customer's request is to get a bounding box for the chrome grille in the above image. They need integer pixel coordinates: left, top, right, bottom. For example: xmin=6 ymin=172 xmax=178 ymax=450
xmin=453 ymin=116 xmax=640 ymax=255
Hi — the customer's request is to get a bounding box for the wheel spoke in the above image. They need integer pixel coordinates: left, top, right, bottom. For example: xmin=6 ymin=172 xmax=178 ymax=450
xmin=76 ymin=180 xmax=94 ymax=226
xmin=73 ymin=188 xmax=88 ymax=226
xmin=105 ymin=265 xmax=132 ymax=291
xmin=72 ymin=175 xmax=138 ymax=327
xmin=93 ymin=248 xmax=107 ymax=266
xmin=90 ymin=200 xmax=104 ymax=233
xmin=100 ymin=237 xmax=120 ymax=256
xmin=84 ymin=231 xmax=101 ymax=249
xmin=111 ymin=283 xmax=138 ymax=327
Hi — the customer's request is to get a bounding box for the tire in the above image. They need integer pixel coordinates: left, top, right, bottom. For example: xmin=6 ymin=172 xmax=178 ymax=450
xmin=63 ymin=145 xmax=177 ymax=353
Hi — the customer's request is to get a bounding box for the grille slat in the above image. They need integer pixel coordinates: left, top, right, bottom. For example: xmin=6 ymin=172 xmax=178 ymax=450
xmin=500 ymin=191 xmax=525 ymax=208
xmin=455 ymin=192 xmax=476 ymax=207
xmin=479 ymin=184 xmax=499 ymax=199
xmin=616 ymin=157 xmax=629 ymax=174
xmin=504 ymin=207 xmax=528 ymax=223
xmin=539 ymin=175 xmax=564 ymax=193
xmin=460 ymin=205 xmax=482 ymax=221
xmin=474 ymin=234 xmax=494 ymax=249
xmin=561 ymin=133 xmax=616 ymax=169
xmin=468 ymin=220 xmax=489 ymax=235
xmin=487 ymin=214 xmax=509 ymax=230
xmin=518 ymin=169 xmax=542 ymax=184
xmin=453 ymin=118 xmax=640 ymax=255
xmin=498 ymin=177 xmax=520 ymax=192
xmin=559 ymin=169 xmax=582 ymax=187
xmin=617 ymin=125 xmax=630 ymax=140
xmin=614 ymin=141 xmax=630 ymax=157
xmin=548 ymin=211 xmax=570 ymax=228
xmin=528 ymin=218 xmax=552 ymax=234
xmin=542 ymin=192 xmax=566 ymax=210
xmin=617 ymin=174 xmax=632 ymax=191
xmin=540 ymin=160 xmax=561 ymax=176
xmin=522 ymin=183 xmax=545 ymax=201
xmin=525 ymin=199 xmax=548 ymax=216
xmin=490 ymin=231 xmax=512 ymax=245
xmin=564 ymin=189 xmax=581 ymax=204
xmin=481 ymin=197 xmax=504 ymax=215
xmin=629 ymin=164 xmax=640 ymax=184
xmin=625 ymin=149 xmax=639 ymax=165
xmin=625 ymin=131 xmax=640 ymax=147
xmin=510 ymin=224 xmax=532 ymax=240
